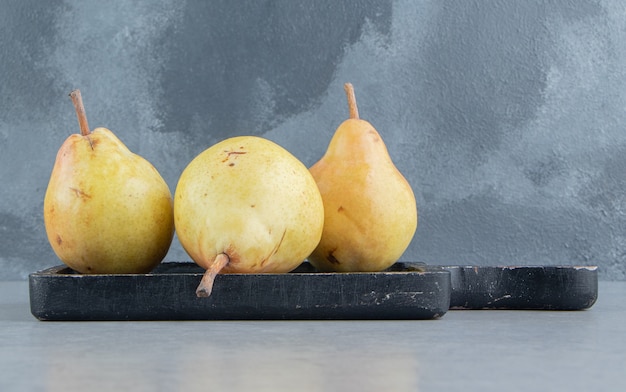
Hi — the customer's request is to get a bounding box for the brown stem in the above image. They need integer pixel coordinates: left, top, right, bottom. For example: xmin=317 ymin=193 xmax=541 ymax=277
xmin=196 ymin=253 xmax=230 ymax=298
xmin=69 ymin=89 xmax=91 ymax=136
xmin=344 ymin=83 xmax=359 ymax=119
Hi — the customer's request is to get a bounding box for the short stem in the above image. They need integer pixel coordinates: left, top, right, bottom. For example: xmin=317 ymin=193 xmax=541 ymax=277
xmin=344 ymin=83 xmax=359 ymax=120
xmin=196 ymin=253 xmax=230 ymax=298
xmin=69 ymin=89 xmax=91 ymax=136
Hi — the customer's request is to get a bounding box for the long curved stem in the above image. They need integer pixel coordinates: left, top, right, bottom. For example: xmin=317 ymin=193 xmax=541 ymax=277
xmin=344 ymin=83 xmax=359 ymax=120
xmin=69 ymin=89 xmax=91 ymax=136
xmin=196 ymin=253 xmax=230 ymax=297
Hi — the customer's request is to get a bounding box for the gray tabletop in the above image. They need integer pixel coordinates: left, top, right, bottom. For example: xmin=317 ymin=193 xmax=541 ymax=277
xmin=1 ymin=280 xmax=624 ymax=391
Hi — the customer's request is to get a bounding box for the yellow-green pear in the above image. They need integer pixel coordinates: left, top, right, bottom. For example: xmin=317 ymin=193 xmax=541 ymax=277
xmin=174 ymin=136 xmax=324 ymax=297
xmin=43 ymin=90 xmax=174 ymax=274
xmin=308 ymin=83 xmax=418 ymax=272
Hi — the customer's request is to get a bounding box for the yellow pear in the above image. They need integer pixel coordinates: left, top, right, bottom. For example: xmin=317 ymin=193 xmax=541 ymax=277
xmin=308 ymin=83 xmax=418 ymax=272
xmin=174 ymin=135 xmax=324 ymax=297
xmin=43 ymin=90 xmax=174 ymax=274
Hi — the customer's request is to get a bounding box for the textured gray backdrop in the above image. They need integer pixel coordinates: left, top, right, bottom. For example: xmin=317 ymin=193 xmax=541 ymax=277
xmin=1 ymin=0 xmax=625 ymax=280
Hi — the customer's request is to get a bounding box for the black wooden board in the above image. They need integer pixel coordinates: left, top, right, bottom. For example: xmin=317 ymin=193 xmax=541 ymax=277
xmin=29 ymin=262 xmax=451 ymax=321
xmin=443 ymin=265 xmax=598 ymax=310
xmin=28 ymin=262 xmax=598 ymax=321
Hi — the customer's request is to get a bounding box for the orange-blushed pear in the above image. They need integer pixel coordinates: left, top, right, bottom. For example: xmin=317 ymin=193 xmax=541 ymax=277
xmin=308 ymin=83 xmax=418 ymax=272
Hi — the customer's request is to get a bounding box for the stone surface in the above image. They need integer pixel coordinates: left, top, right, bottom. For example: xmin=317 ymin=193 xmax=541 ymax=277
xmin=1 ymin=280 xmax=624 ymax=391
xmin=2 ymin=0 xmax=626 ymax=279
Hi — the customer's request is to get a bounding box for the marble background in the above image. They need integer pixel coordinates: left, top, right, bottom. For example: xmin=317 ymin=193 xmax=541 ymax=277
xmin=1 ymin=0 xmax=625 ymax=280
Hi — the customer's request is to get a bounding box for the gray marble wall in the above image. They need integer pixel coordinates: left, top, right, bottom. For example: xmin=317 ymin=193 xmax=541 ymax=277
xmin=2 ymin=0 xmax=625 ymax=280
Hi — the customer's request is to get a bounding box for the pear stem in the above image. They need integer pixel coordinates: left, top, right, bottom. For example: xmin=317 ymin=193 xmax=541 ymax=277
xmin=196 ymin=253 xmax=230 ymax=298
xmin=344 ymin=83 xmax=359 ymax=120
xmin=69 ymin=89 xmax=91 ymax=136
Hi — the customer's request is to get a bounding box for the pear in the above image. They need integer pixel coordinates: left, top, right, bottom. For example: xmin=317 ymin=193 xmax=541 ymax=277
xmin=308 ymin=83 xmax=418 ymax=272
xmin=43 ymin=90 xmax=174 ymax=274
xmin=174 ymin=135 xmax=324 ymax=297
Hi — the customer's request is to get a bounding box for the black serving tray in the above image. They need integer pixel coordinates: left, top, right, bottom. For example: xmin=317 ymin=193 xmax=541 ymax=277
xmin=29 ymin=262 xmax=598 ymax=321
xmin=29 ymin=262 xmax=451 ymax=321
